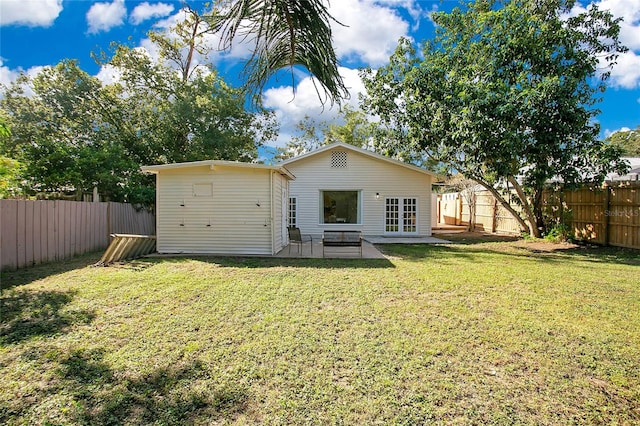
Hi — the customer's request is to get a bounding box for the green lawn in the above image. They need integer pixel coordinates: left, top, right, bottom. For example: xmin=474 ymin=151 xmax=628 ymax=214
xmin=1 ymin=241 xmax=639 ymax=425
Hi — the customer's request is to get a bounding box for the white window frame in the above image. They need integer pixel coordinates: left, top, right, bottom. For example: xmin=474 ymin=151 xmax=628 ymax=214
xmin=288 ymin=196 xmax=297 ymax=227
xmin=385 ymin=197 xmax=418 ymax=235
xmin=319 ymin=190 xmax=362 ymax=225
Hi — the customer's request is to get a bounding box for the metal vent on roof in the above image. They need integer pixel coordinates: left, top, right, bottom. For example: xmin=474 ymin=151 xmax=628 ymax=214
xmin=331 ymin=151 xmax=347 ymax=168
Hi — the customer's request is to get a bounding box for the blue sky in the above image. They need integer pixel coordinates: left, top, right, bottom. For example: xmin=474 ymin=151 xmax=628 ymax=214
xmin=1 ymin=0 xmax=639 ymax=152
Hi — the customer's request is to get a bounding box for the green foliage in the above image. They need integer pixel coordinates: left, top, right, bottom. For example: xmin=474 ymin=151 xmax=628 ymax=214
xmin=544 ymin=223 xmax=572 ymax=242
xmin=605 ymin=125 xmax=640 ymax=156
xmin=1 ymin=61 xmax=137 ymax=200
xmin=277 ymin=105 xmax=376 ymax=159
xmin=362 ymin=0 xmax=629 ymax=237
xmin=0 ymin=115 xmax=23 ymax=198
xmin=0 ymin=155 xmax=24 ymax=198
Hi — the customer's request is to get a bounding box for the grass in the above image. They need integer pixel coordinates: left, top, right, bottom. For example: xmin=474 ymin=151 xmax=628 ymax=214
xmin=1 ymin=240 xmax=639 ymax=425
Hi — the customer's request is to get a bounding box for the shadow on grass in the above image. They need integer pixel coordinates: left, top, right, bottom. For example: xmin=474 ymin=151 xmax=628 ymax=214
xmin=141 ymin=255 xmax=396 ymax=270
xmin=436 ymin=232 xmax=639 ymax=265
xmin=56 ymin=349 xmax=247 ymax=425
xmin=1 ymin=251 xmax=103 ymax=290
xmin=0 ymin=289 xmax=95 ymax=345
xmin=378 ymin=241 xmax=640 ymax=266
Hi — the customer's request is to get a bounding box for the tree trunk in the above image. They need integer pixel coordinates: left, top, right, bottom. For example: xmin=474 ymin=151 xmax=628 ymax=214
xmin=473 ymin=177 xmax=540 ymax=238
xmin=532 ymin=189 xmax=545 ymax=236
xmin=507 ymin=177 xmax=541 ymax=238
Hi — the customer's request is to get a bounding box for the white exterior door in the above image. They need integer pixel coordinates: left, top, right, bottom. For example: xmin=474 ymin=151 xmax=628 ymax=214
xmin=385 ymin=197 xmax=418 ymax=235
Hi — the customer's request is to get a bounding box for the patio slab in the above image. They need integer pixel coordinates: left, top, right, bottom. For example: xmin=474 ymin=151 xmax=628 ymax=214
xmin=275 ymin=240 xmax=386 ymax=259
xmin=275 ymin=234 xmax=452 ymax=259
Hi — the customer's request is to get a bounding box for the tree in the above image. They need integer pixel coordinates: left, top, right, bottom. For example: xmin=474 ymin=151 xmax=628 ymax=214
xmin=606 ymin=126 xmax=640 ymax=156
xmin=362 ymin=0 xmax=629 ymax=237
xmin=447 ymin=174 xmax=480 ymax=232
xmin=0 ymin=114 xmax=24 ymax=198
xmin=102 ymin=9 xmax=278 ymax=165
xmin=211 ymin=0 xmax=348 ymax=105
xmin=1 ymin=61 xmax=137 ymax=201
xmin=276 ymin=105 xmax=376 ymax=159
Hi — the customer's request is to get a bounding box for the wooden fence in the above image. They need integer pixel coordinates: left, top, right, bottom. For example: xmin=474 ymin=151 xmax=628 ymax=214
xmin=459 ymin=191 xmax=523 ymax=234
xmin=0 ymin=200 xmax=155 ymax=271
xmin=550 ymin=183 xmax=640 ymax=249
xmin=447 ymin=182 xmax=640 ymax=249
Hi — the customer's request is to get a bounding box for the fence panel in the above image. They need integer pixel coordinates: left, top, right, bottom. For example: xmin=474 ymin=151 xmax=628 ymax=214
xmin=459 ymin=191 xmax=524 ymax=234
xmin=606 ymin=185 xmax=639 ymax=249
xmin=564 ymin=187 xmax=606 ymax=244
xmin=439 ymin=193 xmax=461 ymax=225
xmin=1 ymin=200 xmax=155 ymax=271
xmin=442 ymin=182 xmax=639 ymax=249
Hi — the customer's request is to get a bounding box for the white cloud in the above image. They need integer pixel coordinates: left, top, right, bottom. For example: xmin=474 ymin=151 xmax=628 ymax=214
xmin=571 ymin=1 xmax=640 ymax=88
xmin=0 ymin=61 xmax=19 ymax=88
xmin=0 ymin=0 xmax=62 ymax=27
xmin=130 ymin=2 xmax=174 ymax=25
xmin=609 ymin=50 xmax=640 ymax=89
xmin=86 ymin=0 xmax=127 ymax=34
xmin=594 ymin=0 xmax=640 ymax=49
xmin=328 ymin=0 xmax=412 ymax=66
xmin=137 ymin=7 xmax=253 ymax=73
xmin=95 ymin=64 xmax=123 ymax=86
xmin=0 ymin=60 xmax=46 ymax=97
xmin=261 ymin=67 xmax=366 ymax=147
xmin=376 ymin=0 xmax=434 ymax=30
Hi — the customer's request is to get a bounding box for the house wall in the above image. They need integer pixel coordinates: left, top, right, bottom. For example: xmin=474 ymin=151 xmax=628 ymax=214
xmin=155 ymin=165 xmax=276 ymax=254
xmin=271 ymin=171 xmax=289 ymax=253
xmin=285 ymin=148 xmax=433 ymax=237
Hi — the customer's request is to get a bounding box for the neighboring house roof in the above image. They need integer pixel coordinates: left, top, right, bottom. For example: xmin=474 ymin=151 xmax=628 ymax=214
xmin=141 ymin=160 xmax=295 ymax=180
xmin=606 ymin=157 xmax=640 ymax=182
xmin=280 ymin=142 xmax=442 ymax=179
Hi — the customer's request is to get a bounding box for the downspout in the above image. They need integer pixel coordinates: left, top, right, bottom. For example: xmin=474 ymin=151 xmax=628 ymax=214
xmin=270 ymin=170 xmax=275 ymax=255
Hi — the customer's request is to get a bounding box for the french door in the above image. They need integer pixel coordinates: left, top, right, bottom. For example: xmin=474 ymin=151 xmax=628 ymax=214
xmin=385 ymin=197 xmax=418 ymax=235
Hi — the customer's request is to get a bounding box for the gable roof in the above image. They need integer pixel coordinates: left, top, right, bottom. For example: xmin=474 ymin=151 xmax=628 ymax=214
xmin=280 ymin=142 xmax=441 ymax=179
xmin=141 ymin=160 xmax=295 ymax=180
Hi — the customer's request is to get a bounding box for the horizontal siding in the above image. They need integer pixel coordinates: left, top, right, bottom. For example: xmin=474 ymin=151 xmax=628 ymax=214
xmin=272 ymin=173 xmax=288 ymax=253
xmin=156 ymin=165 xmax=273 ymax=254
xmin=286 ymin=149 xmax=433 ymax=237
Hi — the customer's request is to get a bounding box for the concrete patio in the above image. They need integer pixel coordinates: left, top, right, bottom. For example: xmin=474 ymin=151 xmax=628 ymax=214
xmin=274 ymin=235 xmax=451 ymax=259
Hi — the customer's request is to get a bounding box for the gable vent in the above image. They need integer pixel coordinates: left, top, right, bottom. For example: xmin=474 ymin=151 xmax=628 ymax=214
xmin=331 ymin=150 xmax=348 ymax=168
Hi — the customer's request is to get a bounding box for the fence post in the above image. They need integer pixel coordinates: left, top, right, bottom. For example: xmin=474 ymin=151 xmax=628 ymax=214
xmin=602 ymin=184 xmax=610 ymax=246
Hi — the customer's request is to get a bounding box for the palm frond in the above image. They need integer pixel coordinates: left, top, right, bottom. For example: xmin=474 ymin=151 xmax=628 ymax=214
xmin=212 ymin=0 xmax=349 ymax=105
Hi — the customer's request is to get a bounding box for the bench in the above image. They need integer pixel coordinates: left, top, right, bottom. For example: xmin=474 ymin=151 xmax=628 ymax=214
xmin=322 ymin=230 xmax=363 ymax=258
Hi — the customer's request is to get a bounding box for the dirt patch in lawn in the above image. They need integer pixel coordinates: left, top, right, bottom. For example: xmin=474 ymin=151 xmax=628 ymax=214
xmin=512 ymin=239 xmax=581 ymax=252
xmin=436 ymin=231 xmax=520 ymax=244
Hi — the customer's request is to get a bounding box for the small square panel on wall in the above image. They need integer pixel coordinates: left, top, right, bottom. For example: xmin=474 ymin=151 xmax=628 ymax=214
xmin=193 ymin=183 xmax=213 ymax=197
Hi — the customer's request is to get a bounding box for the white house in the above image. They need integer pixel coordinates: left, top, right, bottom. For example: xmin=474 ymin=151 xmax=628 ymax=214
xmin=141 ymin=160 xmax=294 ymax=255
xmin=281 ymin=142 xmax=439 ymax=238
xmin=142 ymin=142 xmax=439 ymax=255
